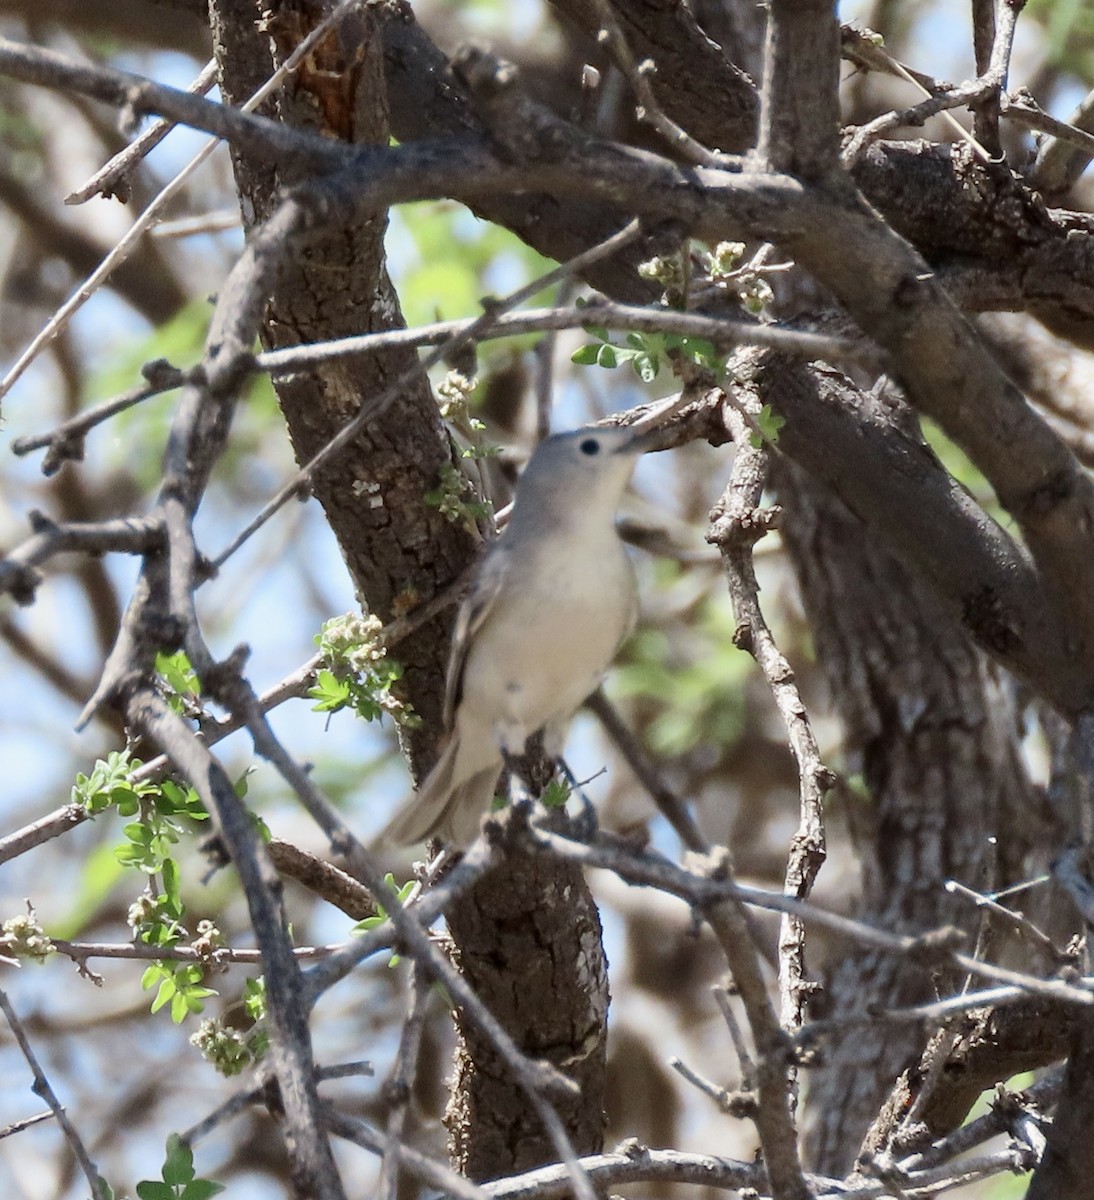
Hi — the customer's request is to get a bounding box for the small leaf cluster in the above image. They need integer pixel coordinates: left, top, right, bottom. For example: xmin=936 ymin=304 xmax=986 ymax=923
xmin=750 ymin=403 xmax=787 ymax=449
xmin=126 ymin=862 xmax=186 ymax=949
xmin=73 ymin=751 xmax=207 ymax=875
xmin=0 ymin=902 xmax=53 ymax=962
xmin=155 ymin=650 xmax=203 ymax=717
xmin=540 ymin=778 xmax=571 ymax=810
xmin=573 ymin=325 xmax=723 ymax=384
xmin=353 ymin=872 xmax=415 ymax=935
xmin=310 ymin=613 xmax=419 ymax=727
xmin=136 ymin=1135 xmax=224 ymax=1200
xmin=190 ymin=977 xmax=268 ymax=1076
xmin=142 ymin=961 xmax=218 ymax=1024
xmin=700 ymin=241 xmax=775 ymax=315
xmin=425 ymin=460 xmax=494 ymax=528
xmin=75 ymin=749 xmax=224 ymax=1022
xmin=438 ymin=370 xmax=501 ymax=462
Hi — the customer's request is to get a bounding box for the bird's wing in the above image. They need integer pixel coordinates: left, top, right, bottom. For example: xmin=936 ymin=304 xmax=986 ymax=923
xmin=443 ymin=546 xmax=511 ymax=728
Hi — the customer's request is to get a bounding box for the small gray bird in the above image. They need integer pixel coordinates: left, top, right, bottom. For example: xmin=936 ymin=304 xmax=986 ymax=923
xmin=382 ymin=424 xmax=655 ymax=847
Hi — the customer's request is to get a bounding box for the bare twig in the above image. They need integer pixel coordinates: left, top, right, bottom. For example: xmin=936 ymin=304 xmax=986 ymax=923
xmin=0 ymin=5 xmax=366 ymax=401
xmin=324 ymin=1108 xmax=489 ymax=1199
xmin=713 ymin=983 xmax=758 ymax=1090
xmin=525 ymin=827 xmax=1094 ymax=1007
xmin=379 ymin=964 xmax=430 ymax=1200
xmin=945 ymin=878 xmax=1066 ymax=964
xmin=588 ymin=0 xmax=721 ymax=165
xmin=49 ymin=939 xmax=342 ymax=966
xmin=0 ymin=515 xmax=163 ymax=605
xmin=0 ymin=1111 xmax=55 ymax=1140
xmin=838 ymin=26 xmax=994 ymax=161
xmin=254 ymin=301 xmax=877 ymax=379
xmin=0 ymin=988 xmax=108 ymax=1200
xmin=11 ymin=362 xmax=186 ymax=474
xmin=696 ymin=851 xmax=811 ymax=1200
xmin=708 ymin=405 xmax=829 ymax=1035
xmin=669 ymin=1056 xmax=756 ymax=1117
xmin=842 ymin=79 xmax=988 ymax=165
xmin=584 ymin=688 xmax=707 ymax=851
xmin=1027 ymin=85 xmax=1094 ymax=193
xmin=65 ymin=58 xmax=220 ymax=205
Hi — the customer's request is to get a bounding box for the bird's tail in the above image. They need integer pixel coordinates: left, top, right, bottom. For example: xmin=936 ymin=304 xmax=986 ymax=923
xmin=379 ymin=735 xmax=502 ymax=848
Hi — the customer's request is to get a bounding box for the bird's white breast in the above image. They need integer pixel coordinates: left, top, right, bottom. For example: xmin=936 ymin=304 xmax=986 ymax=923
xmin=458 ymin=527 xmax=636 ymax=751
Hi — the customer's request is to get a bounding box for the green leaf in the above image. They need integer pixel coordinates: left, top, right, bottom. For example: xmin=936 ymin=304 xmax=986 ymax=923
xmin=160 ymin=858 xmax=180 ymax=905
xmin=162 ymin=1135 xmax=194 ymax=1187
xmin=151 ymin=978 xmax=176 ymax=1013
xmin=749 ymin=403 xmax=787 ymax=448
xmin=155 ymin=651 xmax=200 ymax=698
xmin=141 ymin=963 xmax=166 ymax=990
xmin=540 ymin=779 xmax=571 ymax=809
xmin=595 ymin=344 xmax=619 ymax=367
xmin=180 ymin=1182 xmax=225 ymax=1200
xmin=135 ymin=1182 xmax=175 ymax=1200
xmin=571 ymin=344 xmax=601 ymax=365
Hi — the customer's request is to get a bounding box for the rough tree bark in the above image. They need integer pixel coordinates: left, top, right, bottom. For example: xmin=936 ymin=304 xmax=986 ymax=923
xmin=207 ymin=0 xmax=611 ymax=1177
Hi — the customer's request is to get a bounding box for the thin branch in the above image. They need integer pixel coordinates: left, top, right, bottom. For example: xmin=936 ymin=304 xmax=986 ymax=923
xmin=0 ymin=988 xmax=108 ymax=1200
xmin=587 ymin=0 xmax=721 ymax=165
xmin=210 ymin=671 xmax=600 ymax=1200
xmin=1027 ymin=84 xmax=1094 ymax=193
xmin=1004 ymin=87 xmax=1094 ymax=179
xmin=49 ymin=939 xmax=342 ymax=966
xmin=584 ymin=688 xmax=707 ymax=852
xmin=0 ymin=135 xmax=220 ymax=403
xmin=0 ymin=7 xmax=365 ymax=402
xmin=180 ymin=1060 xmax=373 ymax=1146
xmin=696 ymin=853 xmax=811 ymax=1200
xmin=132 ymin=687 xmax=346 ymax=1200
xmin=842 ymin=79 xmax=988 ymax=166
xmin=254 ymin=301 xmax=878 ymax=379
xmin=713 ymin=983 xmax=758 ymax=1090
xmin=151 ymin=210 xmax=242 ymax=239
xmin=11 ymin=362 xmax=186 ymax=475
xmin=484 ymin=1145 xmax=765 ymax=1199
xmin=524 ymin=827 xmax=1094 ymax=1007
xmin=65 ymin=58 xmax=220 ymax=205
xmin=0 ymin=1111 xmax=56 ymax=1140
xmin=379 ymin=964 xmax=430 ymax=1200
xmin=0 ymin=515 xmax=163 ymax=605
xmin=0 ymin=574 xmax=473 ymax=873
xmin=838 ymin=26 xmax=994 ymax=161
xmin=324 ymin=1108 xmax=489 ymax=1200
xmin=708 ymin=406 xmax=829 ymax=1035
xmin=791 ymin=981 xmax=1075 ymax=1045
xmin=973 ymin=0 xmax=1025 ymax=155
xmin=669 ymin=1056 xmax=756 ymax=1118
xmin=944 ymin=878 xmax=1066 ymax=964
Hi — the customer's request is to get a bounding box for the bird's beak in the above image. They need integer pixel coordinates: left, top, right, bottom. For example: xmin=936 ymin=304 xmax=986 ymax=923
xmin=617 ymin=423 xmax=670 ymax=455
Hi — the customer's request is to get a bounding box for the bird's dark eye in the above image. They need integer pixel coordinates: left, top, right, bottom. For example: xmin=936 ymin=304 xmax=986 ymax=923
xmin=579 ymin=438 xmax=600 ymax=456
